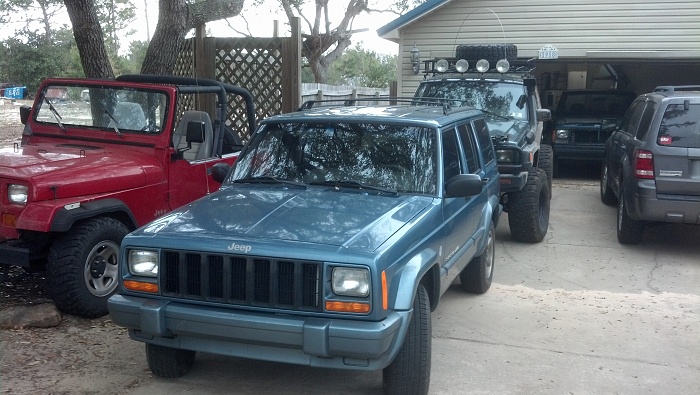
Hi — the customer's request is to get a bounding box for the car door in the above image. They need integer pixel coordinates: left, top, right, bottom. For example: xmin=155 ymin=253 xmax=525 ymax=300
xmin=440 ymin=124 xmax=486 ymax=293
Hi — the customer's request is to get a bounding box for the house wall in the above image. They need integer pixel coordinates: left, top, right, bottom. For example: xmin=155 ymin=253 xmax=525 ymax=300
xmin=396 ymin=0 xmax=700 ymax=95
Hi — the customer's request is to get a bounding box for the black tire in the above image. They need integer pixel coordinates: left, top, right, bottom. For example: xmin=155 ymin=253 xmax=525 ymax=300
xmin=455 ymin=44 xmax=517 ymax=64
xmin=537 ymin=144 xmax=554 ymax=188
xmin=600 ymin=162 xmax=617 ymax=205
xmin=383 ymin=284 xmax=431 ymax=395
xmin=616 ymin=182 xmax=644 ymax=244
xmin=47 ymin=217 xmax=129 ymax=318
xmin=507 ymin=168 xmax=551 ymax=243
xmin=460 ymin=223 xmax=495 ymax=294
xmin=146 ymin=344 xmax=196 ymax=378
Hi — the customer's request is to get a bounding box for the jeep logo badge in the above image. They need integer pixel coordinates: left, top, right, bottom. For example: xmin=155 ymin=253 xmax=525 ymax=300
xmin=227 ymin=242 xmax=252 ymax=253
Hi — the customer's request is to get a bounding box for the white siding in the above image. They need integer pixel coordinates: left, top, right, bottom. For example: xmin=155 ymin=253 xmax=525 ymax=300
xmin=396 ymin=0 xmax=700 ymax=95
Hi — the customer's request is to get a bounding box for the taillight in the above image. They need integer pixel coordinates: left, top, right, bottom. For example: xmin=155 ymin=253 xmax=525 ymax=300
xmin=633 ymin=149 xmax=654 ymax=179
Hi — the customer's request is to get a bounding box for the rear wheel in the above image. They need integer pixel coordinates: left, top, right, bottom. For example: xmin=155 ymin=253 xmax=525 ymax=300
xmin=507 ymin=168 xmax=551 ymax=243
xmin=383 ymin=284 xmax=431 ymax=395
xmin=460 ymin=223 xmax=495 ymax=294
xmin=146 ymin=344 xmax=196 ymax=378
xmin=600 ymin=162 xmax=617 ymax=205
xmin=47 ymin=217 xmax=129 ymax=318
xmin=616 ymin=182 xmax=644 ymax=244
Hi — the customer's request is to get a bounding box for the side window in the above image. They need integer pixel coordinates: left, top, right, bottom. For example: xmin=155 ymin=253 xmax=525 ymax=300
xmin=635 ymin=102 xmax=657 ymax=141
xmin=457 ymin=124 xmax=479 ymax=173
xmin=621 ymin=100 xmax=646 ymax=136
xmin=442 ymin=129 xmax=461 ymax=184
xmin=473 ymin=118 xmax=495 ymax=165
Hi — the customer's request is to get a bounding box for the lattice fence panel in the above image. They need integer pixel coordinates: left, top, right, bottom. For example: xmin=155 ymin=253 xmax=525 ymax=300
xmin=215 ymin=38 xmax=287 ymax=143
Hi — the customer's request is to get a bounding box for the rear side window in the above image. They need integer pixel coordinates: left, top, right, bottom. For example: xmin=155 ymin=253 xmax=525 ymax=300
xmin=473 ymin=118 xmax=495 ymax=164
xmin=635 ymin=102 xmax=657 ymax=141
xmin=657 ymin=104 xmax=700 ymax=148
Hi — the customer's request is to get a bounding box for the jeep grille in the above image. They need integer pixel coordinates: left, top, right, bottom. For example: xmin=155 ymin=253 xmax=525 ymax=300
xmin=161 ymin=250 xmax=322 ymax=311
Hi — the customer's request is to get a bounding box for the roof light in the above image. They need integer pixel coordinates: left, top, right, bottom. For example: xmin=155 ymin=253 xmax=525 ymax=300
xmin=436 ymin=59 xmax=449 ymax=73
xmin=496 ymin=59 xmax=510 ymax=73
xmin=475 ymin=59 xmax=490 ymax=73
xmin=455 ymin=59 xmax=469 ymax=73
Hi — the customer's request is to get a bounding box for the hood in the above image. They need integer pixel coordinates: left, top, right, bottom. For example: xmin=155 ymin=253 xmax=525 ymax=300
xmin=137 ymin=186 xmax=434 ymax=251
xmin=555 ymin=114 xmax=622 ymax=127
xmin=0 ymin=142 xmax=161 ymax=200
xmin=485 ymin=118 xmax=531 ymax=143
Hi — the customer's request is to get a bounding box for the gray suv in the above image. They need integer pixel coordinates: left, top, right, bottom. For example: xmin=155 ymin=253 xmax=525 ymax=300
xmin=600 ymin=85 xmax=700 ymax=244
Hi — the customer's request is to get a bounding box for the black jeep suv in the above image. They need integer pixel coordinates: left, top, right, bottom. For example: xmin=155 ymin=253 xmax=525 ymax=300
xmin=415 ymin=44 xmax=552 ymax=243
xmin=601 ymin=85 xmax=700 ymax=244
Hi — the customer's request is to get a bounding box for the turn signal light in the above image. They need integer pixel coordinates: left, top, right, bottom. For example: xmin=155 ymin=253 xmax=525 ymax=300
xmin=123 ymin=280 xmax=159 ymax=293
xmin=325 ymin=301 xmax=370 ymax=313
xmin=2 ymin=213 xmax=17 ymax=227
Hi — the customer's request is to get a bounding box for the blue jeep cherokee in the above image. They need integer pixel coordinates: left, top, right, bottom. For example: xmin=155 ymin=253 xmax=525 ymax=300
xmin=108 ymin=101 xmax=501 ymax=395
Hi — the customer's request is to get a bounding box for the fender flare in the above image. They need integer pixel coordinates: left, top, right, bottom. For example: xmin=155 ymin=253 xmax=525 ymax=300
xmin=50 ymin=198 xmax=137 ymax=232
xmin=392 ymin=248 xmax=440 ymax=311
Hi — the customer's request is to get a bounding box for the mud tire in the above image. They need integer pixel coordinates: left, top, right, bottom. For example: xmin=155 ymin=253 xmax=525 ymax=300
xmin=507 ymin=168 xmax=551 ymax=243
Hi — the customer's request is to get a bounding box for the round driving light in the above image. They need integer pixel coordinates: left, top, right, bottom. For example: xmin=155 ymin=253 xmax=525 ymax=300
xmin=455 ymin=59 xmax=469 ymax=72
xmin=435 ymin=59 xmax=449 ymax=72
xmin=475 ymin=59 xmax=490 ymax=73
xmin=496 ymin=59 xmax=510 ymax=73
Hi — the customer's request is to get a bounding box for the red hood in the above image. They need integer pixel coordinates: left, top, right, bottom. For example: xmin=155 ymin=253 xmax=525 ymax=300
xmin=0 ymin=142 xmax=162 ymax=201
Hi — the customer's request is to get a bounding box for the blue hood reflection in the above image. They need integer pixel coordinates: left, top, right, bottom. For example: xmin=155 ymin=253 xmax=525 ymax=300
xmin=139 ymin=186 xmax=434 ymax=252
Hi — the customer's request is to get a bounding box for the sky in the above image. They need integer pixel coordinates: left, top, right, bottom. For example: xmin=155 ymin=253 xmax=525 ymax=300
xmin=134 ymin=1 xmax=400 ymax=56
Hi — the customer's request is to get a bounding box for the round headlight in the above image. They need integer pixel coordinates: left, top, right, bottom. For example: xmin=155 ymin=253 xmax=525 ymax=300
xmin=435 ymin=59 xmax=449 ymax=73
xmin=555 ymin=130 xmax=570 ymax=140
xmin=8 ymin=184 xmax=28 ymax=204
xmin=455 ymin=59 xmax=469 ymax=73
xmin=475 ymin=59 xmax=490 ymax=73
xmin=496 ymin=59 xmax=510 ymax=73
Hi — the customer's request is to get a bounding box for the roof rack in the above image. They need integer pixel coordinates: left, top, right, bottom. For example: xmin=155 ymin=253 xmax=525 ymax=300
xmin=653 ymin=85 xmax=700 ymax=93
xmin=421 ymin=57 xmax=535 ymax=78
xmin=298 ymin=96 xmax=451 ymax=111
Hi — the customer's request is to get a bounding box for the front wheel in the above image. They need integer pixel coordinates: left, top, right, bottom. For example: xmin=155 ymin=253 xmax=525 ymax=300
xmin=47 ymin=217 xmax=129 ymax=318
xmin=460 ymin=223 xmax=495 ymax=294
xmin=146 ymin=344 xmax=196 ymax=378
xmin=507 ymin=168 xmax=551 ymax=243
xmin=383 ymin=284 xmax=431 ymax=395
xmin=537 ymin=144 xmax=554 ymax=189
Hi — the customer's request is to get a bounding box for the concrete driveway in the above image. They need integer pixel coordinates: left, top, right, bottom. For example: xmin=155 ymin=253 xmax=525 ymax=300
xmin=125 ymin=168 xmax=699 ymax=394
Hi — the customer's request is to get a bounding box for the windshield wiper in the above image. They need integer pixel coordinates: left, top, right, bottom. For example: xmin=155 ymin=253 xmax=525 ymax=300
xmin=477 ymin=108 xmax=511 ymax=121
xmin=232 ymin=176 xmax=307 ymax=188
xmin=43 ymin=97 xmax=66 ymax=132
xmin=101 ymin=106 xmax=122 ymax=136
xmin=309 ymin=179 xmax=397 ymax=195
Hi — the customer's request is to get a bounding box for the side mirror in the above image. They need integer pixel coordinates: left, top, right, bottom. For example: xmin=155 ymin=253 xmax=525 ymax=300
xmin=536 ymin=108 xmax=552 ymax=122
xmin=19 ymin=105 xmax=31 ymax=125
xmin=210 ymin=162 xmax=231 ymax=184
xmin=186 ymin=121 xmax=205 ymax=143
xmin=445 ymin=174 xmax=483 ymax=197
xmin=601 ymin=118 xmax=617 ymax=131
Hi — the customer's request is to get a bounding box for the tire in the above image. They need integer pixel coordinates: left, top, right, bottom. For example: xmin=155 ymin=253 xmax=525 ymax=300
xmin=616 ymin=182 xmax=644 ymax=244
xmin=455 ymin=44 xmax=517 ymax=64
xmin=146 ymin=344 xmax=196 ymax=378
xmin=600 ymin=162 xmax=617 ymax=205
xmin=537 ymin=144 xmax=554 ymax=188
xmin=507 ymin=168 xmax=551 ymax=243
xmin=460 ymin=223 xmax=495 ymax=294
xmin=47 ymin=217 xmax=129 ymax=318
xmin=383 ymin=284 xmax=431 ymax=395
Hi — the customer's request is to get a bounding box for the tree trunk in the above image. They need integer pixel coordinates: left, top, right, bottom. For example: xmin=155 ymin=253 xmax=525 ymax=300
xmin=141 ymin=0 xmax=244 ymax=76
xmin=64 ymin=0 xmax=114 ymax=78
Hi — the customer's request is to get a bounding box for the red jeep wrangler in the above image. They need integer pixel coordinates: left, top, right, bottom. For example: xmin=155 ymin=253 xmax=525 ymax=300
xmin=0 ymin=75 xmax=255 ymax=318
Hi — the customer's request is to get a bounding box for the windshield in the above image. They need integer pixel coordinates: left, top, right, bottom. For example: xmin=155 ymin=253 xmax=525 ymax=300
xmin=558 ymin=91 xmax=635 ymax=118
xmin=35 ymin=84 xmax=168 ymax=133
xmin=231 ymin=121 xmax=438 ymax=195
xmin=416 ymin=80 xmax=528 ymax=124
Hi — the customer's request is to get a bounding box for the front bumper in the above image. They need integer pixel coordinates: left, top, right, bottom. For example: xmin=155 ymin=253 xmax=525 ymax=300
xmin=108 ymin=294 xmax=409 ymax=370
xmin=552 ymin=143 xmax=606 ymax=162
xmin=498 ymin=170 xmax=528 ymax=193
xmin=0 ymin=239 xmax=31 ymax=267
